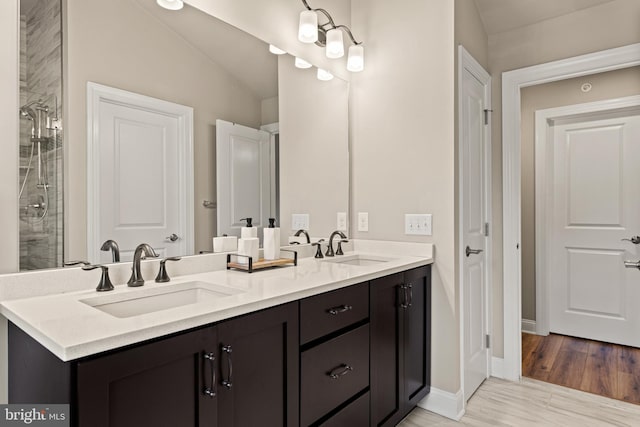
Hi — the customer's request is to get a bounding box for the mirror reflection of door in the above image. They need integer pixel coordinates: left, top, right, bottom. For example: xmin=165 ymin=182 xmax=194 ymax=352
xmin=216 ymin=119 xmax=277 ymax=242
xmin=87 ymin=83 xmax=194 ymax=263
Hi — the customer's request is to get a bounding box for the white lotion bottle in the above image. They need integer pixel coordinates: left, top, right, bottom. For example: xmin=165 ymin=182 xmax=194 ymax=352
xmin=240 ymin=218 xmax=258 ymax=238
xmin=263 ymin=218 xmax=281 ymax=260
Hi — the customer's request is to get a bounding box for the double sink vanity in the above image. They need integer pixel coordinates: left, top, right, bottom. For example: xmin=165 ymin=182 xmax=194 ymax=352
xmin=2 ymin=240 xmax=433 ymax=426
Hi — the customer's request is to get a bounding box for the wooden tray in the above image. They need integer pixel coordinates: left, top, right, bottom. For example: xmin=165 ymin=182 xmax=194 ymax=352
xmin=227 ymin=249 xmax=297 ymax=273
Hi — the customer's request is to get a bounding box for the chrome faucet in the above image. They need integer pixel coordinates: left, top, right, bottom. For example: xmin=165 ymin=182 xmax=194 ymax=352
xmin=294 ymin=229 xmax=311 ymax=244
xmin=100 ymin=239 xmax=120 ymax=262
xmin=127 ymin=243 xmax=158 ymax=287
xmin=326 ymin=231 xmax=348 ymax=257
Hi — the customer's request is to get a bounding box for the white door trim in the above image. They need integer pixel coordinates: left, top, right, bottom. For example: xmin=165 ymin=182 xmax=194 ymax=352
xmin=458 ymin=45 xmax=492 ymax=402
xmin=501 ymin=43 xmax=640 ymax=381
xmin=86 ymin=82 xmax=194 ymax=262
xmin=535 ymin=95 xmax=640 ymax=336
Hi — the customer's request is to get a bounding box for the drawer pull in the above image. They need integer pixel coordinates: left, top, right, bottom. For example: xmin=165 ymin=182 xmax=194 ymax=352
xmin=328 ymin=364 xmax=354 ymax=379
xmin=221 ymin=344 xmax=233 ymax=389
xmin=327 ymin=304 xmax=353 ymax=315
xmin=203 ymin=352 xmax=216 ymax=398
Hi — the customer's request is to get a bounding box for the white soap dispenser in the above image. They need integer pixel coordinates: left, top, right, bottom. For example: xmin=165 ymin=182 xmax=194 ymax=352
xmin=239 ymin=218 xmax=258 ymax=238
xmin=263 ymin=218 xmax=281 ymax=260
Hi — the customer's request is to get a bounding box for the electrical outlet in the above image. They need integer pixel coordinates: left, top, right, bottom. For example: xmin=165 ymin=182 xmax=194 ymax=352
xmin=337 ymin=212 xmax=347 ymax=231
xmin=291 ymin=213 xmax=310 ymax=231
xmin=405 ymin=214 xmax=432 ymax=236
xmin=358 ymin=212 xmax=369 ymax=232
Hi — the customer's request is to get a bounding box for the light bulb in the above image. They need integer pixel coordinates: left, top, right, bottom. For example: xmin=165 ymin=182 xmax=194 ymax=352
xmin=325 ymin=29 xmax=344 ymax=59
xmin=269 ymin=45 xmax=286 ymax=55
xmin=298 ymin=10 xmax=318 ymax=43
xmin=317 ymin=68 xmax=334 ymax=81
xmin=347 ymin=45 xmax=364 ymax=72
xmin=156 ymin=0 xmax=184 ymax=10
xmin=295 ymin=57 xmax=312 ymax=69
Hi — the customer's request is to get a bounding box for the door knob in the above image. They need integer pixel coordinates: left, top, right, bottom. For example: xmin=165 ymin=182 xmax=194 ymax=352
xmin=166 ymin=233 xmax=179 ymax=242
xmin=466 ymin=246 xmax=483 ymax=257
xmin=621 ymin=236 xmax=640 ymax=244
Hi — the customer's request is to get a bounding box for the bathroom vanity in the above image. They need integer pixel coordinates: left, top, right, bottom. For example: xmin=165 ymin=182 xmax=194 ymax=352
xmin=3 ymin=243 xmax=432 ymax=426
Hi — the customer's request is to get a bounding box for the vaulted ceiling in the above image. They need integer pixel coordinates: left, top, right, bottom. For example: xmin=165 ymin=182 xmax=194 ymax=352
xmin=473 ymin=0 xmax=617 ymax=35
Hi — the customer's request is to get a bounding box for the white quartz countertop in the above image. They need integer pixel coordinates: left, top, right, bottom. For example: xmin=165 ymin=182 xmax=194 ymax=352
xmin=1 ymin=247 xmax=433 ymax=362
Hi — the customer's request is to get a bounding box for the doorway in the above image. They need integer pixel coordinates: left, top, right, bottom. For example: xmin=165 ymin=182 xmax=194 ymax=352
xmin=501 ymin=43 xmax=640 ymax=382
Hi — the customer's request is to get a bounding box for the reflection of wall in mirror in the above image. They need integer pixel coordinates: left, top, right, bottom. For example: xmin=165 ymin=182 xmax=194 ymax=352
xmin=65 ymin=0 xmax=275 ymax=258
xmin=279 ymin=55 xmax=349 ymax=237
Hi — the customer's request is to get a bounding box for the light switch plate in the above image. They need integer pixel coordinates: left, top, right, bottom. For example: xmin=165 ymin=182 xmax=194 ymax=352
xmin=358 ymin=212 xmax=369 ymax=232
xmin=292 ymin=213 xmax=310 ymax=231
xmin=337 ymin=212 xmax=347 ymax=231
xmin=405 ymin=214 xmax=432 ymax=235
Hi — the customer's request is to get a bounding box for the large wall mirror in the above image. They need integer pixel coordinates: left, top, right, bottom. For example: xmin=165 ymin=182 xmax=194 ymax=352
xmin=17 ymin=0 xmax=349 ymax=270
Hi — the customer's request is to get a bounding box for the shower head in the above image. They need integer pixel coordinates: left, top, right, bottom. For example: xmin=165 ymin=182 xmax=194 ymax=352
xmin=19 ymin=105 xmax=36 ymax=121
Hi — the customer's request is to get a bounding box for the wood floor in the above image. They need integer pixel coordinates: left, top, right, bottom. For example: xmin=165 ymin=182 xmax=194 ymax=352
xmin=399 ymin=377 xmax=640 ymax=426
xmin=522 ymin=332 xmax=640 ymax=405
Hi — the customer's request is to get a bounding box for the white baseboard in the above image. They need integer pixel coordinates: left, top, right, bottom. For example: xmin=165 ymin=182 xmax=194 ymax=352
xmin=417 ymin=387 xmax=465 ymax=421
xmin=521 ymin=319 xmax=536 ymax=334
xmin=491 ymin=356 xmax=505 ymax=379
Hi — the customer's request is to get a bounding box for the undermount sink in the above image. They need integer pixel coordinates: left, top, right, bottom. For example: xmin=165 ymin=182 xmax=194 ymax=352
xmin=80 ymin=281 xmax=242 ymax=318
xmin=323 ymin=254 xmax=394 ymax=267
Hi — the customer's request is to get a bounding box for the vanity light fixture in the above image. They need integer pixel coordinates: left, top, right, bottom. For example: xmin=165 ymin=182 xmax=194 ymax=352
xmin=297 ymin=0 xmax=364 ymax=71
xmin=269 ymin=45 xmax=287 ymax=55
xmin=295 ymin=57 xmax=313 ymax=69
xmin=156 ymin=0 xmax=184 ymax=11
xmin=317 ymin=68 xmax=334 ymax=81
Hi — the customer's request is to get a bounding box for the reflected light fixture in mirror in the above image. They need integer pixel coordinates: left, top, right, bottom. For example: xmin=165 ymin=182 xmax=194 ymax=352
xmin=317 ymin=68 xmax=334 ymax=81
xmin=298 ymin=0 xmax=364 ymax=72
xmin=156 ymin=0 xmax=184 ymax=11
xmin=269 ymin=45 xmax=287 ymax=55
xmin=295 ymin=57 xmax=312 ymax=69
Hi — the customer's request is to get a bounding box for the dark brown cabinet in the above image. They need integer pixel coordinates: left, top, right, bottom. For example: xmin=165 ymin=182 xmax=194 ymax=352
xmin=10 ymin=302 xmax=299 ymax=427
xmin=370 ymin=265 xmax=431 ymax=427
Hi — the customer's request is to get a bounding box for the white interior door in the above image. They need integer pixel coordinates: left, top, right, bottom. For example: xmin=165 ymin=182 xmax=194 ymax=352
xmin=548 ymin=111 xmax=640 ymax=347
xmin=460 ymin=48 xmax=491 ymax=401
xmin=216 ymin=120 xmax=272 ymax=239
xmin=87 ymin=83 xmax=194 ymax=263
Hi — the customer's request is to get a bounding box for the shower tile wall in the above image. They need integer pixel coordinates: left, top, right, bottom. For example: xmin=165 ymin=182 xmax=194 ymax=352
xmin=19 ymin=0 xmax=63 ymax=270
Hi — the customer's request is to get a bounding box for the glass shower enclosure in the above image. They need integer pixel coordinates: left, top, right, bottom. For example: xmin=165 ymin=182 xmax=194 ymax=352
xmin=18 ymin=0 xmax=63 ymax=270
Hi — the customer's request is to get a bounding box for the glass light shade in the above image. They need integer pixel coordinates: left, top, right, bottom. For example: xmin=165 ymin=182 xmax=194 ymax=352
xmin=269 ymin=45 xmax=286 ymax=55
xmin=295 ymin=57 xmax=312 ymax=69
xmin=298 ymin=10 xmax=318 ymax=43
xmin=325 ymin=29 xmax=344 ymax=59
xmin=156 ymin=0 xmax=184 ymax=10
xmin=317 ymin=68 xmax=334 ymax=81
xmin=347 ymin=45 xmax=364 ymax=72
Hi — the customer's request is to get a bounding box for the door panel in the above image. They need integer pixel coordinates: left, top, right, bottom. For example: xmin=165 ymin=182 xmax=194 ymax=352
xmin=216 ymin=120 xmax=273 ymax=240
xmin=549 ymin=112 xmax=640 ymax=347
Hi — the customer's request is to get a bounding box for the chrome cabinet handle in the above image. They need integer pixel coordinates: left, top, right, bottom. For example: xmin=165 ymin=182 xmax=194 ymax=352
xmin=328 ymin=364 xmax=353 ymax=380
xmin=406 ymin=283 xmax=413 ymax=308
xmin=622 ymin=236 xmax=640 ymax=244
xmin=327 ymin=304 xmax=353 ymax=315
xmin=221 ymin=345 xmax=233 ymax=389
xmin=203 ymin=352 xmax=216 ymax=398
xmin=466 ymin=246 xmax=483 ymax=257
xmin=624 ymin=260 xmax=640 ymax=269
xmin=398 ymin=284 xmax=409 ymax=309
xmin=166 ymin=233 xmax=179 ymax=242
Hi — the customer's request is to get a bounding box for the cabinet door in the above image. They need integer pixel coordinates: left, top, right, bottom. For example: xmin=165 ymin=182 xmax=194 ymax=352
xmin=370 ymin=272 xmax=404 ymax=427
xmin=77 ymin=327 xmax=218 ymax=427
xmin=217 ymin=302 xmax=299 ymax=427
xmin=403 ymin=266 xmax=431 ymax=409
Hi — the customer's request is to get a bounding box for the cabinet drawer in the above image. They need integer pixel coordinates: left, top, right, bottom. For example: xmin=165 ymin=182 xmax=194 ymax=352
xmin=301 ymin=324 xmax=369 ymax=426
xmin=319 ymin=392 xmax=369 ymax=427
xmin=300 ymin=282 xmax=368 ymax=344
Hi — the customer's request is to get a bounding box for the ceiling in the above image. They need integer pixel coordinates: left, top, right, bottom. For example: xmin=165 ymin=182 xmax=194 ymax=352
xmin=473 ymin=0 xmax=618 ymax=35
